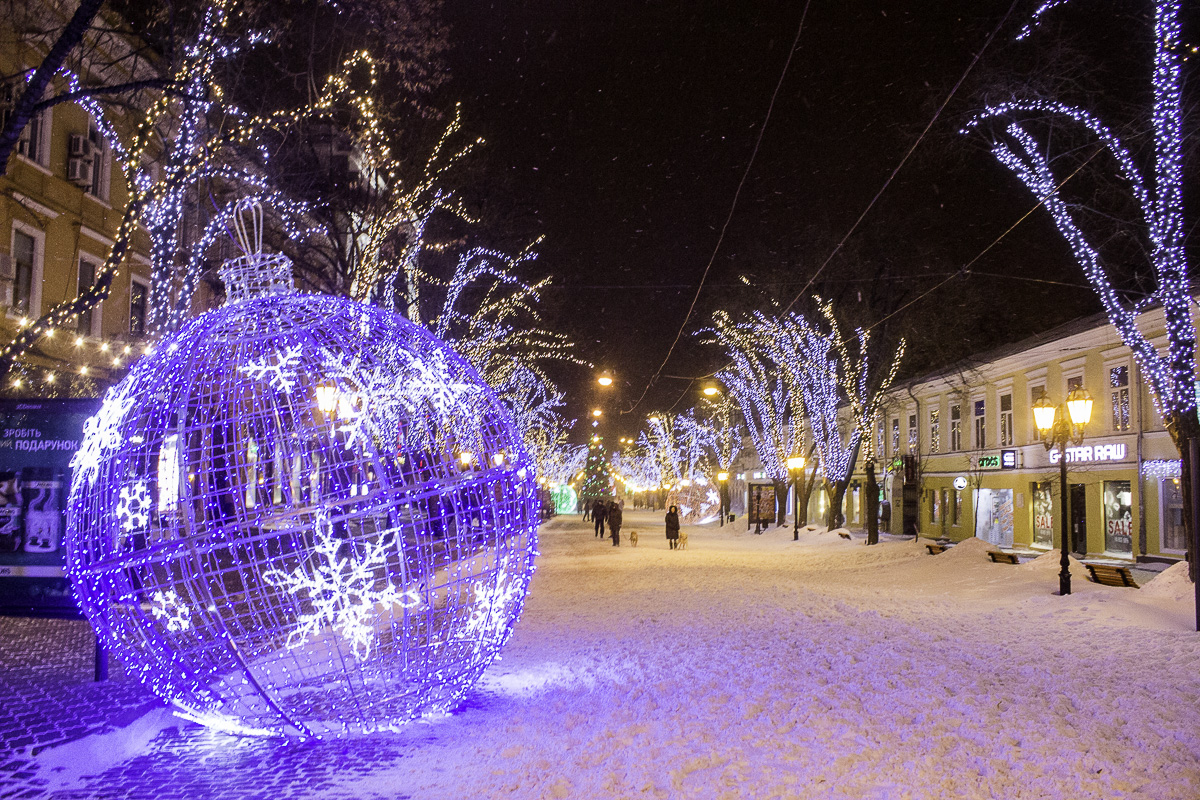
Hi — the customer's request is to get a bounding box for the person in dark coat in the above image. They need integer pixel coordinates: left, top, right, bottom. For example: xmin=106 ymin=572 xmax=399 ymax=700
xmin=593 ymin=499 xmax=608 ymax=538
xmin=665 ymin=505 xmax=680 ymax=549
xmin=608 ymin=501 xmax=623 ymax=546
xmin=582 ymin=499 xmax=591 ymax=522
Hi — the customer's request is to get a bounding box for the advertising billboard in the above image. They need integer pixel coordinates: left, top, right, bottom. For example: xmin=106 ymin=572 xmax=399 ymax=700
xmin=0 ymin=399 xmax=100 ymax=616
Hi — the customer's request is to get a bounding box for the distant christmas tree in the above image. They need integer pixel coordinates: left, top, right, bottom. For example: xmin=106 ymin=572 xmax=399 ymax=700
xmin=579 ymin=436 xmax=612 ymax=503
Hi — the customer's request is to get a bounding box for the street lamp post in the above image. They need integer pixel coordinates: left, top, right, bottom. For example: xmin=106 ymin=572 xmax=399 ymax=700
xmin=717 ymin=471 xmax=729 ymax=527
xmin=787 ymin=456 xmax=806 ymax=540
xmin=1033 ymin=387 xmax=1093 ymax=596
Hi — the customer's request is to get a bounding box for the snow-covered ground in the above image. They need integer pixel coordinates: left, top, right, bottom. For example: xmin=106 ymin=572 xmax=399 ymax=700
xmin=24 ymin=511 xmax=1200 ymax=799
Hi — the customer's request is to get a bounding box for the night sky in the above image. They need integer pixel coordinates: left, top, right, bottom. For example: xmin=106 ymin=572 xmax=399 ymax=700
xmin=432 ymin=0 xmax=1195 ymax=441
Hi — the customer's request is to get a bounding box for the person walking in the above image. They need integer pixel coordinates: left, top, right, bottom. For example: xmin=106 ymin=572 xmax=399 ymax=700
xmin=665 ymin=505 xmax=680 ymax=550
xmin=593 ymin=499 xmax=608 ymax=538
xmin=582 ymin=499 xmax=591 ymax=522
xmin=609 ymin=500 xmax=623 ymax=546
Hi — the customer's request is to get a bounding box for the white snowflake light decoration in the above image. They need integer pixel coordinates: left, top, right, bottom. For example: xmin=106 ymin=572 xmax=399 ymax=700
xmin=264 ymin=511 xmax=421 ymax=662
xmin=237 ymin=344 xmax=305 ymax=392
xmin=116 ymin=481 xmax=152 ymax=532
xmin=149 ymin=589 xmax=193 ymax=632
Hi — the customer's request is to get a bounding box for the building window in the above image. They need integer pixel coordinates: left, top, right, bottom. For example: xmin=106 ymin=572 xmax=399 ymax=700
xmin=1032 ymin=481 xmax=1054 ymax=548
xmin=999 ymin=393 xmax=1014 ymax=447
xmin=1163 ymin=479 xmax=1186 ymax=551
xmin=890 ymin=418 xmax=900 ymax=456
xmin=929 ymin=408 xmax=940 ymax=454
xmin=11 ymin=228 xmax=36 ymax=317
xmin=877 ymin=418 xmax=884 ymax=458
xmin=930 ymin=490 xmax=940 ymax=524
xmin=907 ymin=413 xmax=917 ymax=452
xmin=77 ymin=258 xmax=101 ymax=335
xmin=89 ymin=123 xmax=109 ymax=200
xmin=973 ymin=399 xmax=986 ymax=449
xmin=1103 ymin=480 xmax=1133 ymax=554
xmin=1066 ymin=374 xmax=1083 ymax=393
xmin=951 ymin=490 xmax=962 ymax=526
xmin=950 ymin=404 xmax=961 ymax=451
xmin=1110 ymin=366 xmax=1130 ymax=431
xmin=1030 ymin=384 xmax=1047 ymax=442
xmin=129 ymin=280 xmax=148 ymax=336
xmin=16 ymin=108 xmax=50 ymax=166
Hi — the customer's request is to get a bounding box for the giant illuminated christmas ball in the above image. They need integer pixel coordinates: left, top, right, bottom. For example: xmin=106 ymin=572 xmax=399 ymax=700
xmin=64 ymin=249 xmax=538 ymax=738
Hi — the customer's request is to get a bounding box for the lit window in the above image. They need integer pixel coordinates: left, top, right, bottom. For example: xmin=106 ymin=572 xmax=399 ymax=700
xmin=973 ymin=399 xmax=986 ymax=449
xmin=999 ymin=393 xmax=1013 ymax=447
xmin=950 ymin=405 xmax=961 ymax=452
xmin=1110 ymin=366 xmax=1130 ymax=431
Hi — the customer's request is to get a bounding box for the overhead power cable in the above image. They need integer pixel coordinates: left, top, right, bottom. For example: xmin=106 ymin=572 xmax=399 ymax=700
xmin=624 ymin=0 xmax=812 ymax=416
xmin=780 ymin=0 xmax=1022 ymax=316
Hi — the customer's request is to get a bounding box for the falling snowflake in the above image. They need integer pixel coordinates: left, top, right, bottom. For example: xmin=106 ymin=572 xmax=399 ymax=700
xmin=149 ymin=589 xmax=193 ymax=632
xmin=237 ymin=344 xmax=304 ymax=393
xmin=116 ymin=481 xmax=152 ymax=532
xmin=72 ymin=384 xmax=135 ymax=486
xmin=263 ymin=511 xmax=421 ymax=661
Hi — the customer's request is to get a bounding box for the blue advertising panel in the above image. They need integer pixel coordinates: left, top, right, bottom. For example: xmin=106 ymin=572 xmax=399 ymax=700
xmin=0 ymin=399 xmax=100 ymax=617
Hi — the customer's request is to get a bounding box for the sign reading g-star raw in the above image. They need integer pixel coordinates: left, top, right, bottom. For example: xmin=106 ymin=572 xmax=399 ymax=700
xmin=0 ymin=399 xmax=100 ymax=616
xmin=1049 ymin=443 xmax=1128 ymax=464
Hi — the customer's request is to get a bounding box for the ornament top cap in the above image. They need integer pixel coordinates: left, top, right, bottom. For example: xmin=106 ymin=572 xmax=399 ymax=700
xmin=219 ymin=199 xmax=295 ymax=305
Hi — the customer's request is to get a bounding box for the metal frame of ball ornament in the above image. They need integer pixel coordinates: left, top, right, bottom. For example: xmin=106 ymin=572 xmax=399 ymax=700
xmin=64 ymin=254 xmax=539 ymax=739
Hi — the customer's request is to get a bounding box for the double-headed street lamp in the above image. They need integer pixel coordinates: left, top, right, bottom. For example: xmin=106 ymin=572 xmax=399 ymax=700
xmin=787 ymin=455 xmax=806 ymax=540
xmin=1032 ymin=386 xmax=1093 ymax=596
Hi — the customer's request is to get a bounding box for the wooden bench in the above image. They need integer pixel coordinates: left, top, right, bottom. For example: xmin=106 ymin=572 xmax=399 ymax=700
xmin=987 ymin=551 xmax=1020 ymax=565
xmin=1084 ymin=563 xmax=1139 ymax=588
xmin=926 ymin=543 xmax=945 ymax=555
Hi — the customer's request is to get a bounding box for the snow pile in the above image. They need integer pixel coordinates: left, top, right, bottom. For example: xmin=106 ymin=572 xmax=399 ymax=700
xmin=1141 ymin=561 xmax=1194 ymax=602
xmin=933 ymin=535 xmax=997 ymax=561
xmin=31 ymin=707 xmax=179 ymax=790
xmin=1016 ymin=548 xmax=1087 ymax=574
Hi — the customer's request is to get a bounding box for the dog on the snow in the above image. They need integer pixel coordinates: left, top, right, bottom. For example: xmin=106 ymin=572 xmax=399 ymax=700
xmin=629 ymin=530 xmax=638 ymax=547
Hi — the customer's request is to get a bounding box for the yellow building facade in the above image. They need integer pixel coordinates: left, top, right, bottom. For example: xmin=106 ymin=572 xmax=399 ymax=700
xmin=2 ymin=5 xmax=154 ymax=389
xmin=868 ymin=307 xmax=1188 ymax=564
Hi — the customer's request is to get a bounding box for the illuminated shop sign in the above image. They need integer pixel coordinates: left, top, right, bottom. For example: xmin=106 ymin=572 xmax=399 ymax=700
xmin=1049 ymin=442 xmax=1127 ymax=464
xmin=975 ymin=450 xmax=1019 ymax=470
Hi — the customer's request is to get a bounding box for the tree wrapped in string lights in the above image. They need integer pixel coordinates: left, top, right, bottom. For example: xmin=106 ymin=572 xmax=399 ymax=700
xmin=0 ymin=0 xmax=369 ymax=380
xmin=709 ymin=311 xmax=803 ymax=526
xmin=63 ymin=214 xmax=538 ymax=739
xmin=768 ymin=302 xmax=904 ymax=536
xmin=639 ymin=411 xmax=721 ymax=522
xmin=964 ymin=0 xmax=1196 ymax=574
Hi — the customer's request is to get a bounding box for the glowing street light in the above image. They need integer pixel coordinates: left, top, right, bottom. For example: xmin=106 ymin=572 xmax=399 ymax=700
xmin=1033 ymin=386 xmax=1093 ymax=595
xmin=315 ymin=384 xmax=338 ymax=416
xmin=787 ymin=455 xmax=806 ymax=540
xmin=597 ymin=371 xmax=614 ymax=387
xmin=592 ymin=409 xmax=603 ymax=418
